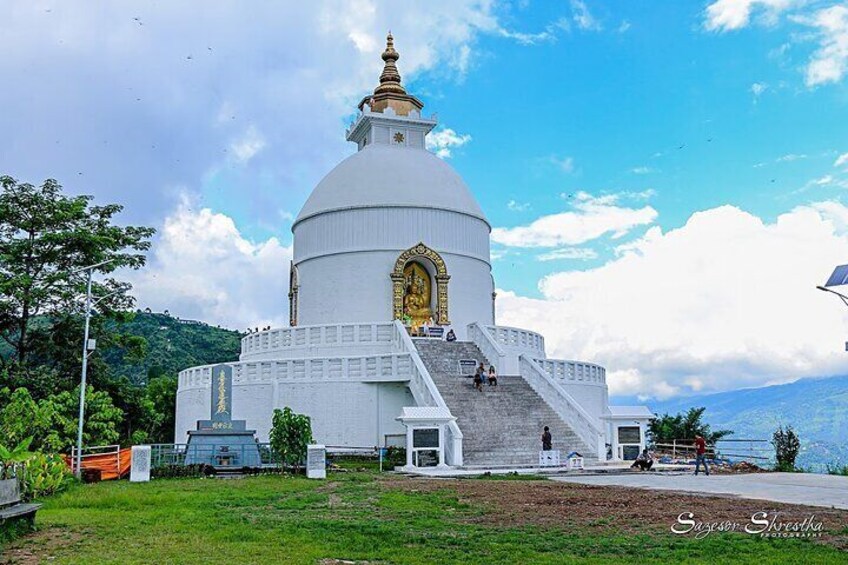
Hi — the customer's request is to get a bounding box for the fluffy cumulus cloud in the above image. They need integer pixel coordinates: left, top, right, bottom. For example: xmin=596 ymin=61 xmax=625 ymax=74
xmin=497 ymin=202 xmax=848 ymax=400
xmin=836 ymin=152 xmax=848 ymax=167
xmin=125 ymin=196 xmax=291 ymax=330
xmin=425 ymin=127 xmax=473 ymax=158
xmin=705 ymin=1 xmax=848 ymax=87
xmin=704 ymin=0 xmax=795 ymax=32
xmin=491 ymin=191 xmax=658 ymax=247
xmin=796 ymin=4 xmax=848 ymax=87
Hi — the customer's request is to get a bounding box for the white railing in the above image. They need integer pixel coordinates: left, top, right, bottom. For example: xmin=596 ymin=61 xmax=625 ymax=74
xmin=467 ymin=322 xmax=508 ymax=372
xmin=391 ymin=320 xmax=463 ymax=466
xmin=179 ymin=353 xmax=414 ymax=388
xmin=519 ymin=355 xmax=605 ymax=459
xmin=534 ymin=359 xmax=606 ymax=385
xmin=485 ymin=325 xmax=546 ymax=358
xmin=240 ymin=322 xmax=395 ymax=358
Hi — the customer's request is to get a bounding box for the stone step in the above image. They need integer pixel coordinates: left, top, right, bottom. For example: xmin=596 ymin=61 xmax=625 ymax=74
xmin=413 ymin=339 xmax=596 ymax=466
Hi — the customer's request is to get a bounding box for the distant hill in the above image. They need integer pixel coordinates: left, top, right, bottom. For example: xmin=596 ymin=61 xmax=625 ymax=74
xmin=630 ymin=376 xmax=848 ymax=470
xmin=103 ymin=312 xmax=242 ymax=384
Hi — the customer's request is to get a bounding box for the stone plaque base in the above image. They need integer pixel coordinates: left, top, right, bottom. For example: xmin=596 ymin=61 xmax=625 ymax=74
xmin=185 ymin=429 xmax=262 ymax=468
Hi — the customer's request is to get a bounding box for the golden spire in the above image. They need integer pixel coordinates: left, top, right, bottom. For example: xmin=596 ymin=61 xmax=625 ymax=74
xmin=359 ymin=32 xmax=423 ymax=116
xmin=375 ymin=32 xmax=406 ymax=96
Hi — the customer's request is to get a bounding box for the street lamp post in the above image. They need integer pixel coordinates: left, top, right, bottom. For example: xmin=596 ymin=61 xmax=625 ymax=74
xmin=73 ymin=259 xmax=113 ymax=479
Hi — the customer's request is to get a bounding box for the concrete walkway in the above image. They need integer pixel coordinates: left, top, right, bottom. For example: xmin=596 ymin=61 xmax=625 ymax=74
xmin=551 ymin=472 xmax=848 ymax=510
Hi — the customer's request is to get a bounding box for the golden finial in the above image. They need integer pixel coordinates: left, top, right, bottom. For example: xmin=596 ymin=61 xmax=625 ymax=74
xmin=375 ymin=31 xmax=405 ymax=96
xmin=359 ymin=32 xmax=424 ymax=116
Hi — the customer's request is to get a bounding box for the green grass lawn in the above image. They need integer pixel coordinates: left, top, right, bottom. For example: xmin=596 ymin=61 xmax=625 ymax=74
xmin=3 ymin=472 xmax=845 ymax=564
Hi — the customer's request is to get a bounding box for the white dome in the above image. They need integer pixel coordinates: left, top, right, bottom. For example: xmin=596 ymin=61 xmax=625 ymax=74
xmin=294 ymin=144 xmax=488 ymax=226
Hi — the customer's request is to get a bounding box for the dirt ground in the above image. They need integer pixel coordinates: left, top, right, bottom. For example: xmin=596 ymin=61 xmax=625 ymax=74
xmin=385 ymin=476 xmax=848 ymax=550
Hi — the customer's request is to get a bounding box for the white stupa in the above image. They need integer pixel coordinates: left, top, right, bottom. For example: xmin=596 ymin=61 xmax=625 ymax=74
xmin=175 ymin=34 xmax=651 ymax=468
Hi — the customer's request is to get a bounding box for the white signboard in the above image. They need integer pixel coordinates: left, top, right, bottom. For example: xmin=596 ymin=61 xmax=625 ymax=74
xmin=539 ymin=450 xmax=560 ymax=467
xmin=568 ymin=456 xmax=584 ymax=470
xmin=306 ymin=444 xmax=326 ymax=479
xmin=130 ymin=445 xmax=151 ymax=482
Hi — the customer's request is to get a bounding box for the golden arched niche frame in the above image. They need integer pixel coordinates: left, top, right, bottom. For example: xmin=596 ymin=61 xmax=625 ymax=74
xmin=391 ymin=242 xmax=450 ymax=325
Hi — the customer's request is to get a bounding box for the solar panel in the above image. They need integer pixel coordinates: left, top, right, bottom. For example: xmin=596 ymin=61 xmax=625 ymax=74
xmin=825 ymin=264 xmax=848 ymax=287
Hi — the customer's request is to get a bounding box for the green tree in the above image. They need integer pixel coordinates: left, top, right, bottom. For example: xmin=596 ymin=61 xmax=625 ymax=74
xmin=270 ymin=407 xmax=313 ymax=471
xmin=648 ymin=407 xmax=733 ymax=445
xmin=42 ymin=385 xmax=124 ymax=451
xmin=0 ymin=176 xmax=154 ymax=375
xmin=145 ymin=375 xmax=178 ymax=443
xmin=772 ymin=425 xmax=801 ymax=472
xmin=0 ymin=387 xmax=54 ymax=451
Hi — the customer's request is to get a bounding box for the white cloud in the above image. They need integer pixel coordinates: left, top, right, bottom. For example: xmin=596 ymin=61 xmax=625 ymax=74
xmin=630 ymin=166 xmax=657 ymax=175
xmin=750 ymin=81 xmax=768 ymax=97
xmin=229 ymin=125 xmax=266 ymax=164
xmin=704 ymin=0 xmax=795 ymax=32
xmin=835 ymin=152 xmax=848 ymax=167
xmin=705 ymin=2 xmax=848 ymax=88
xmin=571 ymin=0 xmax=601 ymax=31
xmin=618 ymin=20 xmax=632 ymax=33
xmin=425 ymin=127 xmax=472 ymax=158
xmin=496 ymin=18 xmax=571 ymax=45
xmin=550 ymin=155 xmax=575 ymax=173
xmin=491 ymin=191 xmax=658 ymax=247
xmin=776 ymin=153 xmax=807 ymax=162
xmin=126 ymin=196 xmax=291 ymax=330
xmin=497 ymin=202 xmax=848 ymax=399
xmin=537 ymin=247 xmax=598 ymax=261
xmin=796 ymin=5 xmax=848 ymax=87
xmin=507 ymin=200 xmax=531 ymax=212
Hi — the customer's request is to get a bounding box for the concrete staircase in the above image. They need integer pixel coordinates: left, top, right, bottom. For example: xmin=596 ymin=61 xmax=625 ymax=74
xmin=413 ymin=339 xmax=595 ymax=467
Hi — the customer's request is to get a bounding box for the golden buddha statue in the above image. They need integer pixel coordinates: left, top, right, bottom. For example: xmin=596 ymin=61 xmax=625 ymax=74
xmin=402 ymin=262 xmax=433 ymax=327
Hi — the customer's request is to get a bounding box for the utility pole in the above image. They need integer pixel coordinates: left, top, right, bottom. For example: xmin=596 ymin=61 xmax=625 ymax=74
xmin=73 ymin=259 xmax=113 ymax=479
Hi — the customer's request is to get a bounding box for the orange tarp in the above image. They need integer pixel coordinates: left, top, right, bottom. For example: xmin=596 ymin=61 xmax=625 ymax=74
xmin=63 ymin=447 xmax=133 ymax=480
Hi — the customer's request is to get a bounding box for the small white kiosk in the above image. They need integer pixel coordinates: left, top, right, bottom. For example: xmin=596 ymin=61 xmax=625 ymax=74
xmin=603 ymin=406 xmax=654 ymax=461
xmin=396 ymin=407 xmax=455 ymax=470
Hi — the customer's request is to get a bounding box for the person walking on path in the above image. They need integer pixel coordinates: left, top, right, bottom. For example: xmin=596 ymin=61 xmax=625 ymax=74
xmin=694 ymin=435 xmax=710 ymax=476
xmin=541 ymin=426 xmax=552 ymax=451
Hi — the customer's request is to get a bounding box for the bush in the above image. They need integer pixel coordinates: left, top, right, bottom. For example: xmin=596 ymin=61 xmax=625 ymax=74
xmin=151 ymin=464 xmax=215 ymax=479
xmin=772 ymin=425 xmax=801 ymax=472
xmin=19 ymin=452 xmax=74 ymax=501
xmin=270 ymin=407 xmax=313 ymax=471
xmin=826 ymin=463 xmax=848 ymax=476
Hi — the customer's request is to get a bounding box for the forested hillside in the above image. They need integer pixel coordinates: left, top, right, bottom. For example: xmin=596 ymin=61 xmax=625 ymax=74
xmin=102 ymin=311 xmax=242 ymax=384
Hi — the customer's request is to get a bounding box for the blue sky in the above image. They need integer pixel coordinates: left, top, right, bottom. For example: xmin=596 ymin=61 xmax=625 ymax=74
xmin=3 ymin=1 xmax=848 ymax=399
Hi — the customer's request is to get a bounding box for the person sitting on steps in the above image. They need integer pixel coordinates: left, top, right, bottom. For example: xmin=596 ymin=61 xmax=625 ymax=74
xmin=487 ymin=365 xmax=497 ymax=386
xmin=473 ymin=362 xmax=485 ymax=392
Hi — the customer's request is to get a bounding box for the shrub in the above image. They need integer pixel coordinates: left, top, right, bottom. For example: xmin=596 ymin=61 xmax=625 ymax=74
xmin=19 ymin=452 xmax=74 ymax=501
xmin=270 ymin=407 xmax=313 ymax=471
xmin=826 ymin=463 xmax=848 ymax=476
xmin=772 ymin=425 xmax=801 ymax=472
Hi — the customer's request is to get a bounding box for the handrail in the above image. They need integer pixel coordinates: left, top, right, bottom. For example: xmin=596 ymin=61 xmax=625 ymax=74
xmin=519 ymin=354 xmax=604 ymax=454
xmin=467 ymin=322 xmax=506 ymax=368
xmin=391 ymin=320 xmax=463 ymax=466
xmin=484 ymin=325 xmax=546 ymax=356
xmin=240 ymin=321 xmax=395 ymax=357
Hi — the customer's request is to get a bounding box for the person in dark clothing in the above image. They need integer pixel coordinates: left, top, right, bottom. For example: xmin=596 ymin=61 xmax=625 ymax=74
xmin=631 ymin=448 xmax=654 ymax=471
xmin=487 ymin=365 xmax=497 ymax=386
xmin=694 ymin=435 xmax=710 ymax=476
xmin=541 ymin=426 xmax=552 ymax=451
xmin=473 ymin=363 xmax=484 ymax=392
xmin=445 ymin=329 xmax=457 ymax=342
